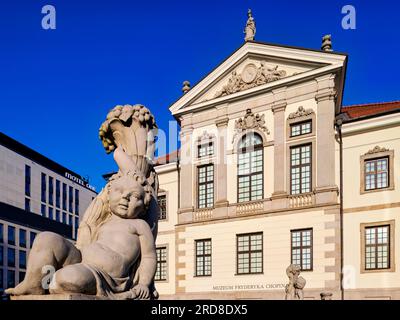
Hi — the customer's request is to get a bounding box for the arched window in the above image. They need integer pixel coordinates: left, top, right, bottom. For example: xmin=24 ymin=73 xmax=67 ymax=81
xmin=237 ymin=133 xmax=263 ymax=202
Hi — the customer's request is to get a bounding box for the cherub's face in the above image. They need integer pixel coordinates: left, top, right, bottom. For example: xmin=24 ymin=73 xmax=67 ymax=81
xmin=108 ymin=175 xmax=146 ymax=219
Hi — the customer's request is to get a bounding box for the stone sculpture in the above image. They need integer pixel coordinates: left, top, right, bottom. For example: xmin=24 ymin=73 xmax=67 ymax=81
xmin=6 ymin=104 xmax=160 ymax=300
xmin=244 ymin=9 xmax=256 ymax=41
xmin=214 ymin=62 xmax=287 ymax=98
xmin=284 ymin=264 xmax=306 ymax=300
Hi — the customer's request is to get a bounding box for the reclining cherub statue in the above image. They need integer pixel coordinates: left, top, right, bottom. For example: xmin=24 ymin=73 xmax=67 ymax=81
xmin=6 ymin=104 xmax=160 ymax=299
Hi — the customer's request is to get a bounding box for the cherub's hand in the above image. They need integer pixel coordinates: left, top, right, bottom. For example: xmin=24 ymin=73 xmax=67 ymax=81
xmin=133 ymin=284 xmax=150 ymax=300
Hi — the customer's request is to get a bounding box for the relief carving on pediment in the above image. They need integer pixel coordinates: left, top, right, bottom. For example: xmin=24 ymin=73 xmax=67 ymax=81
xmin=215 ymin=62 xmax=287 ymax=98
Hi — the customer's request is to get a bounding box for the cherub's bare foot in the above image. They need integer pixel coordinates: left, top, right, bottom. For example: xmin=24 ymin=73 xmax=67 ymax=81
xmin=5 ymin=280 xmax=45 ymax=296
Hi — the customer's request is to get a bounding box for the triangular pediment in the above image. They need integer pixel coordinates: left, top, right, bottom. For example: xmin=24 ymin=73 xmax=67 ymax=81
xmin=169 ymin=41 xmax=347 ymax=116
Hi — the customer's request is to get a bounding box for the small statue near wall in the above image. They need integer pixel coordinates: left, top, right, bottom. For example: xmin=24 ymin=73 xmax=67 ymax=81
xmin=285 ymin=264 xmax=306 ymax=300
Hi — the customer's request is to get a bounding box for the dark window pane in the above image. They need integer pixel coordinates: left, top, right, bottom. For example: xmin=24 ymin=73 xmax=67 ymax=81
xmin=25 ymin=198 xmax=30 ymax=212
xmin=0 ymin=267 xmax=3 ymax=289
xmin=0 ymin=223 xmax=3 ymax=243
xmin=19 ymin=229 xmax=26 ymax=248
xmin=41 ymin=173 xmax=47 ymax=203
xmin=8 ymin=226 xmax=15 ymax=246
xmin=62 ymin=183 xmax=67 ymax=210
xmin=56 ymin=180 xmax=61 ymax=208
xmin=75 ymin=189 xmax=80 ymax=214
xmin=25 ymin=165 xmax=31 ymax=197
xmin=41 ymin=204 xmax=46 ymax=217
xmin=0 ymin=246 xmax=3 ymax=265
xmin=7 ymin=270 xmax=15 ymax=288
xmin=30 ymin=232 xmax=37 ymax=248
xmin=69 ymin=186 xmax=74 ymax=213
xmin=48 ymin=207 xmax=53 ymax=220
xmin=19 ymin=272 xmax=25 ymax=284
xmin=48 ymin=177 xmax=54 ymax=206
xmin=7 ymin=248 xmax=15 ymax=267
xmin=19 ymin=251 xmax=26 ymax=269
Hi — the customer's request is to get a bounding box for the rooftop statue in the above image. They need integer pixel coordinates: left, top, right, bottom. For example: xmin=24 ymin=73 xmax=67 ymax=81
xmin=244 ymin=9 xmax=256 ymax=41
xmin=6 ymin=104 xmax=160 ymax=300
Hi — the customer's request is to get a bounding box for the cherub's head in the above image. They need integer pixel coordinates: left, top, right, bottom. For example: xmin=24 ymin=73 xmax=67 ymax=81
xmin=107 ymin=172 xmax=152 ymax=219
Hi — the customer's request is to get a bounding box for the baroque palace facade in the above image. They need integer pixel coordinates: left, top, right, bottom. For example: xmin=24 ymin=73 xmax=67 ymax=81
xmin=152 ymin=36 xmax=400 ymax=300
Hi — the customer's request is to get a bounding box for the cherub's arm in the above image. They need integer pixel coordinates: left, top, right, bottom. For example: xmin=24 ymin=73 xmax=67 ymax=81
xmin=134 ymin=219 xmax=157 ymax=288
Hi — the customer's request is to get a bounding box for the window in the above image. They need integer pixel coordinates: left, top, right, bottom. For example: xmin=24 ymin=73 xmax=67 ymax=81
xmin=25 ymin=198 xmax=30 ymax=212
xmin=56 ymin=180 xmax=61 ymax=208
xmin=291 ymin=229 xmax=313 ymax=271
xmin=365 ymin=158 xmax=389 ymax=191
xmin=195 ymin=239 xmax=212 ymax=276
xmin=197 ymin=164 xmax=214 ymax=208
xmin=7 ymin=270 xmax=15 ymax=289
xmin=237 ymin=233 xmax=263 ymax=274
xmin=48 ymin=177 xmax=54 ymax=206
xmin=25 ymin=165 xmax=31 ymax=197
xmin=56 ymin=210 xmax=60 ymax=222
xmin=158 ymin=195 xmax=167 ymax=220
xmin=62 ymin=183 xmax=67 ymax=210
xmin=0 ymin=267 xmax=3 ymax=289
xmin=155 ymin=247 xmax=167 ymax=281
xmin=62 ymin=212 xmax=67 ymax=224
xmin=237 ymin=133 xmax=263 ymax=203
xmin=290 ymin=144 xmax=312 ymax=195
xmin=360 ymin=149 xmax=394 ymax=194
xmin=19 ymin=272 xmax=25 ymax=283
xmin=68 ymin=214 xmax=73 ymax=226
xmin=0 ymin=223 xmax=3 ymax=243
xmin=198 ymin=142 xmax=214 ymax=158
xmin=365 ymin=225 xmax=390 ymax=270
xmin=0 ymin=246 xmax=3 ymax=265
xmin=290 ymin=121 xmax=312 ymax=137
xmin=41 ymin=204 xmax=46 ymax=217
xmin=69 ymin=186 xmax=74 ymax=213
xmin=7 ymin=248 xmax=15 ymax=267
xmin=19 ymin=251 xmax=26 ymax=269
xmin=8 ymin=226 xmax=15 ymax=246
xmin=75 ymin=189 xmax=80 ymax=214
xmin=41 ymin=173 xmax=47 ymax=203
xmin=19 ymin=229 xmax=26 ymax=248
xmin=74 ymin=217 xmax=79 ymax=239
xmin=30 ymin=232 xmax=37 ymax=248
xmin=49 ymin=207 xmax=53 ymax=220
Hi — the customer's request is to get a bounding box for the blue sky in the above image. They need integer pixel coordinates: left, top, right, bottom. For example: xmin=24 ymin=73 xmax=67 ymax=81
xmin=0 ymin=0 xmax=399 ymax=191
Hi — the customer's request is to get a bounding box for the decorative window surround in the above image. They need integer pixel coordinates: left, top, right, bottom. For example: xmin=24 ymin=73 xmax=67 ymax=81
xmin=360 ymin=147 xmax=394 ymax=194
xmin=287 ymin=106 xmax=316 ymax=141
xmin=360 ymin=220 xmax=395 ymax=274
